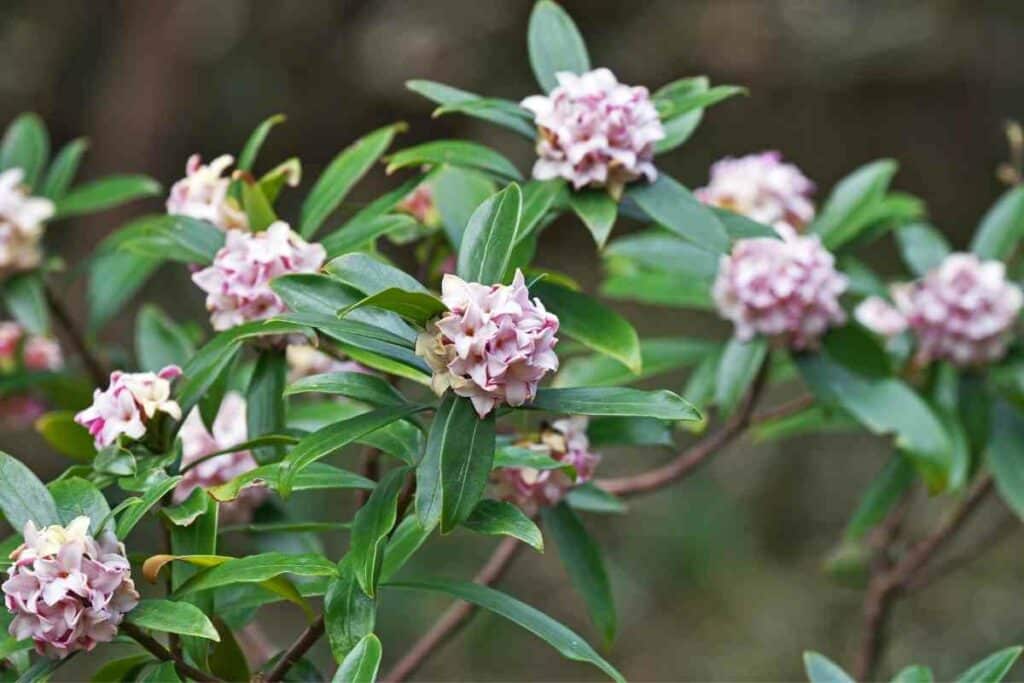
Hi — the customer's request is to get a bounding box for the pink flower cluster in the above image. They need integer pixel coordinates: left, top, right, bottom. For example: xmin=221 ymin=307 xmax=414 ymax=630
xmin=2 ymin=517 xmax=138 ymax=657
xmin=696 ymin=151 xmax=816 ymax=232
xmin=175 ymin=392 xmax=266 ymax=523
xmin=191 ymin=221 xmax=326 ymax=332
xmin=74 ymin=366 xmax=182 ymax=449
xmin=0 ymin=322 xmax=62 ymax=373
xmin=521 ymin=68 xmax=664 ymax=197
xmin=397 ymin=185 xmax=440 ymax=228
xmin=416 ymin=270 xmax=559 ymax=418
xmin=166 ymin=154 xmax=248 ymax=231
xmin=496 ymin=417 xmax=601 ymax=512
xmin=855 ymin=253 xmax=1023 ymax=366
xmin=713 ymin=225 xmax=848 ymax=349
xmin=0 ymin=168 xmax=55 ymax=277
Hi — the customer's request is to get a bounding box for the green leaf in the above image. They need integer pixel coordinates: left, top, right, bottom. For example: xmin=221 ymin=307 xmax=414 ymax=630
xmin=601 ymin=270 xmax=713 ymax=309
xmin=516 ymin=179 xmax=565 ymax=245
xmin=493 ymin=445 xmax=569 ymax=472
xmin=54 ymin=174 xmax=161 ymax=219
xmin=325 ymin=559 xmax=376 ymax=662
xmin=300 ymin=124 xmax=405 ymax=238
xmin=532 ymin=280 xmax=640 ymax=374
xmin=841 ymin=453 xmax=915 ymax=542
xmin=457 ymin=183 xmax=523 ymax=283
xmin=895 ymin=222 xmax=950 ymax=277
xmin=321 ymin=214 xmax=418 ymax=259
xmin=162 ymin=487 xmax=209 ymax=527
xmin=654 ymin=84 xmax=746 ymax=120
xmin=285 ymin=372 xmax=407 ymax=407
xmin=118 ymin=214 xmax=226 ymax=265
xmin=971 ymin=186 xmax=1024 ymax=261
xmin=135 ymin=305 xmax=195 ymax=372
xmin=326 ymin=253 xmax=430 ymax=296
xmin=333 ymin=634 xmax=382 ymax=683
xmin=0 ymin=451 xmax=59 ymax=531
xmin=258 ymin=158 xmax=301 ymax=204
xmin=586 ymin=416 xmax=673 ymax=448
xmin=208 ymin=617 xmax=250 ymax=682
xmin=892 ymin=666 xmax=935 ymax=683
xmin=527 ymin=0 xmax=590 ymax=93
xmin=279 ymin=404 xmax=426 ymax=497
xmin=714 ymin=337 xmax=768 ymax=416
xmin=349 ymin=467 xmax=409 ymax=596
xmin=384 ymin=579 xmax=624 ymax=683
xmin=626 ymin=174 xmax=729 ymax=253
xmin=568 ymin=189 xmax=617 ymax=248
xmin=428 ymin=166 xmax=499 ymax=247
xmin=380 ymin=515 xmax=433 ymax=582
xmin=407 ymin=80 xmax=535 ymax=138
xmin=803 ymin=651 xmax=855 ymax=683
xmin=2 ymin=272 xmax=48 ymax=336
xmin=126 ymin=599 xmax=220 ymax=641
xmin=555 ymin=337 xmax=715 ymax=388
xmin=531 ymin=387 xmax=700 ymax=420
xmin=0 ymin=113 xmax=48 ymax=189
xmin=239 ymin=176 xmax=277 ymax=231
xmin=209 ymin=462 xmax=373 ymax=502
xmin=565 ymin=483 xmax=627 ymax=514
xmin=416 ymin=394 xmax=495 ymax=532
xmin=954 ymin=646 xmax=1023 ymax=683
xmin=34 ymin=411 xmax=96 ymax=462
xmin=463 ymin=499 xmax=544 ymax=550
xmin=386 ymin=140 xmax=522 ymax=183
xmin=237 ymin=113 xmax=286 ymax=172
xmin=604 ymin=231 xmax=718 ymax=280
xmin=174 ymin=552 xmax=339 ymax=597
xmin=810 ymin=159 xmax=898 ymax=250
xmin=48 ymin=478 xmax=110 ymax=532
xmin=116 ymin=474 xmax=183 ymax=538
xmin=652 ymin=77 xmax=708 ymax=154
xmin=796 ymin=352 xmax=952 ymax=492
xmin=90 ymin=654 xmax=155 ymax=682
xmin=247 ymin=349 xmax=287 ymax=464
xmin=93 ymin=445 xmax=136 ymax=476
xmin=341 ymin=287 xmax=447 ymax=327
xmin=543 ymin=502 xmax=615 ymax=644
xmin=87 ymin=232 xmax=161 ymax=332
xmin=987 ymin=401 xmax=1024 ymax=520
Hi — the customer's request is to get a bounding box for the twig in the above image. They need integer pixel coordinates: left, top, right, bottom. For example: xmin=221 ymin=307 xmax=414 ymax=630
xmin=852 ymin=474 xmax=994 ymax=680
xmin=905 ymin=512 xmax=1019 ymax=594
xmin=751 ymin=394 xmax=815 ymax=424
xmin=382 ymin=536 xmax=524 ymax=683
xmin=121 ymin=622 xmax=220 ymax=682
xmin=264 ymin=615 xmax=325 ymax=682
xmin=44 ymin=282 xmax=107 ymax=387
xmin=355 ymin=447 xmax=381 ymax=507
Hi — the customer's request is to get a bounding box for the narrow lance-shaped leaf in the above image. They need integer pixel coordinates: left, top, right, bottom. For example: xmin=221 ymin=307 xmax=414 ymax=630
xmin=39 ymin=138 xmax=88 ymax=200
xmin=527 ymin=0 xmax=591 ymax=93
xmin=457 ymin=182 xmax=523 ymax=284
xmin=324 ymin=558 xmax=376 ymax=662
xmin=987 ymin=400 xmax=1024 ymax=520
xmin=626 ymin=174 xmax=729 ymax=253
xmin=237 ymin=113 xmax=286 ymax=172
xmin=970 ymin=186 xmax=1024 ymax=261
xmin=714 ymin=337 xmax=767 ymax=416
xmin=285 ymin=372 xmax=408 ymax=407
xmin=2 ymin=271 xmax=48 ymax=336
xmin=803 ymin=651 xmax=855 ymax=683
xmin=531 ymin=387 xmax=700 ymax=421
xmin=332 ymin=634 xmax=382 ymax=683
xmin=810 ymin=159 xmax=897 ymax=250
xmin=246 ymin=349 xmax=287 ymax=464
xmin=954 ymin=646 xmax=1023 ymax=683
xmin=386 ymin=140 xmax=523 ymax=183
xmin=348 ymin=467 xmax=409 ymax=596
xmin=407 ymin=80 xmax=536 ymax=138
xmin=340 ymin=288 xmax=447 ymax=327
xmin=54 ymin=175 xmax=162 ymax=219
xmin=463 ymin=499 xmax=544 ymax=551
xmin=0 ymin=113 xmax=49 ymax=188
xmin=568 ymin=189 xmax=617 ymax=248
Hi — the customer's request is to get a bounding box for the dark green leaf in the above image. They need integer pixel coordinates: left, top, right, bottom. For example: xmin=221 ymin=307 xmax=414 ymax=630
xmin=0 ymin=451 xmax=59 ymax=531
xmin=54 ymin=175 xmax=161 ymax=219
xmin=988 ymin=401 xmax=1024 ymax=520
xmin=247 ymin=349 xmax=287 ymax=464
xmin=162 ymin=487 xmax=209 ymax=527
xmin=555 ymin=337 xmax=715 ymax=388
xmin=174 ymin=552 xmax=339 ymax=597
xmin=895 ymin=222 xmax=950 ymax=277
xmin=841 ymin=453 xmax=915 ymax=542
xmin=463 ymin=499 xmax=543 ymax=550
xmin=285 ymin=372 xmax=407 ymax=407
xmin=325 ymin=558 xmax=376 ymax=662
xmin=531 ymin=387 xmax=699 ymax=420
xmin=119 ymin=214 xmax=226 ymax=265
xmin=586 ymin=416 xmax=673 ymax=448
xmin=652 ymin=77 xmax=708 ymax=154
xmin=321 ymin=214 xmax=418 ymax=259
xmin=971 ymin=186 xmax=1024 ymax=261
xmin=333 ymin=634 xmax=382 ymax=683
xmin=48 ymin=478 xmax=110 ymax=532
xmin=0 ymin=114 xmax=48 ymax=189
xmin=627 ymin=174 xmax=729 ymax=253
xmin=430 ymin=166 xmax=499 ymax=248
xmin=2 ymin=272 xmax=48 ymax=336
xmin=326 ymin=253 xmax=430 ymax=296
xmin=208 ymin=462 xmax=373 ymax=502
xmin=654 ymin=84 xmax=745 ymax=120
xmin=238 ymin=113 xmax=286 ymax=172
xmin=407 ymin=80 xmax=535 ymax=138
xmin=116 ymin=474 xmax=183 ymax=538
xmin=527 ymin=0 xmax=590 ymax=93
xmin=349 ymin=467 xmax=409 ymax=596
xmin=379 ymin=515 xmax=433 ymax=582
xmin=601 ymin=270 xmax=713 ymax=309
xmin=126 ymin=599 xmax=220 ymax=641
xmin=955 ymin=646 xmax=1023 ymax=683
xmin=543 ymin=502 xmax=615 ymax=643
xmin=568 ymin=189 xmax=617 ymax=248
xmin=604 ymin=231 xmax=718 ymax=280
xmin=87 ymin=230 xmax=161 ymax=332
xmin=386 ymin=140 xmax=522 ymax=182
xmin=810 ymin=159 xmax=898 ymax=250
xmin=208 ymin=617 xmax=250 ymax=682
xmin=90 ymin=654 xmax=155 ymax=682
xmin=39 ymin=137 xmax=88 ymax=201
xmin=135 ymin=305 xmax=195 ymax=372
xmin=565 ymin=483 xmax=626 ymax=514
xmin=714 ymin=337 xmax=768 ymax=416
xmin=341 ymin=287 xmax=447 ymax=326
xmin=457 ymin=183 xmax=523 ymax=283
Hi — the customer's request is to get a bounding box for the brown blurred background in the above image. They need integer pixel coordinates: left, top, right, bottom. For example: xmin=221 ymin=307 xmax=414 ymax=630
xmin=4 ymin=1 xmax=1024 ymax=680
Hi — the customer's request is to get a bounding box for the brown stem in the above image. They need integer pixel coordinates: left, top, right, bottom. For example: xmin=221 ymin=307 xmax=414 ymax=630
xmin=852 ymin=474 xmax=994 ymax=680
xmin=382 ymin=537 xmax=524 ymax=683
xmin=355 ymin=448 xmax=381 ymax=507
xmin=44 ymin=282 xmax=107 ymax=387
xmin=264 ymin=615 xmax=325 ymax=683
xmin=121 ymin=622 xmax=220 ymax=682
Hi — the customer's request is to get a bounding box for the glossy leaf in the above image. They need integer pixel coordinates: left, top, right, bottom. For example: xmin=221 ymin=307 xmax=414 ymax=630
xmin=173 ymin=552 xmax=338 ymax=597
xmin=463 ymin=499 xmax=544 ymax=551
xmin=239 ymin=175 xmax=277 ymax=231
xmin=349 ymin=467 xmax=409 ymax=596
xmin=568 ymin=189 xmax=617 ymax=248
xmin=118 ymin=214 xmax=226 ymax=265
xmin=714 ymin=337 xmax=768 ymax=416
xmin=327 ymin=253 xmax=431 ymax=296
xmin=48 ymin=478 xmax=110 ymax=532
xmin=531 ymin=387 xmax=699 ymax=420
xmin=341 ymin=287 xmax=447 ymax=326
xmin=285 ymin=372 xmax=407 ymax=407
xmin=325 ymin=558 xmax=376 ymax=662
xmin=209 ymin=462 xmax=373 ymax=502
xmin=87 ymin=229 xmax=162 ymax=332
xmin=527 ymin=0 xmax=590 ymax=93
xmin=247 ymin=349 xmax=287 ymax=463
xmin=386 ymin=140 xmax=522 ymax=182
xmin=407 ymin=80 xmax=534 ymax=138
xmin=333 ymin=634 xmax=382 ymax=683
xmin=810 ymin=159 xmax=897 ymax=250
xmin=379 ymin=515 xmax=433 ymax=583
xmin=115 ymin=475 xmax=183 ymax=538
xmin=457 ymin=183 xmax=523 ymax=283
xmin=627 ymin=174 xmax=729 ymax=253
xmin=34 ymin=411 xmax=96 ymax=462
xmin=54 ymin=174 xmax=161 ymax=219
xmin=653 ymin=77 xmax=707 ymax=154
xmin=554 ymin=337 xmax=716 ymax=388
xmin=0 ymin=451 xmax=59 ymax=531
xmin=586 ymin=416 xmax=673 ymax=448
xmin=321 ymin=213 xmax=418 ymax=259
xmin=126 ymin=599 xmax=220 ymax=641
xmin=237 ymin=113 xmax=286 ymax=172
xmin=971 ymin=186 xmax=1024 ymax=261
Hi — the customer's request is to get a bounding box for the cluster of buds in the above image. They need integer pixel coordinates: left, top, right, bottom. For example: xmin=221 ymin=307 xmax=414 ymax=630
xmin=0 ymin=169 xmax=55 ymax=278
xmin=175 ymin=392 xmax=265 ymax=523
xmin=2 ymin=517 xmax=138 ymax=657
xmin=396 ymin=185 xmax=441 ymax=229
xmin=191 ymin=221 xmax=326 ymax=334
xmin=856 ymin=253 xmax=1023 ymax=367
xmin=416 ymin=270 xmax=559 ymax=418
xmin=521 ymin=68 xmax=664 ymax=197
xmin=166 ymin=154 xmax=248 ymax=231
xmin=0 ymin=322 xmax=62 ymax=373
xmin=495 ymin=417 xmax=601 ymax=513
xmin=696 ymin=151 xmax=816 ymax=232
xmin=713 ymin=225 xmax=848 ymax=349
xmin=74 ymin=366 xmax=182 ymax=449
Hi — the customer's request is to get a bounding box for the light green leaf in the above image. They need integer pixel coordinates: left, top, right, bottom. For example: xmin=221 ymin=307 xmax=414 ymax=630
xmin=463 ymin=499 xmax=543 ymax=550
xmin=971 ymin=186 xmax=1024 ymax=261
xmin=379 ymin=515 xmax=433 ymax=583
xmin=954 ymin=646 xmax=1023 ymax=683
xmin=34 ymin=411 xmax=96 ymax=462
xmin=333 ymin=633 xmax=382 ymax=683
xmin=39 ymin=138 xmax=88 ymax=200
xmin=54 ymin=174 xmax=161 ymax=219
xmin=803 ymin=651 xmax=855 ymax=683
xmin=115 ymin=475 xmax=183 ymax=539
xmin=118 ymin=213 xmax=226 ymax=265
xmin=0 ymin=113 xmax=49 ymax=189
xmin=527 ymin=0 xmax=590 ymax=93
xmin=174 ymin=552 xmax=339 ymax=597
xmin=126 ymin=599 xmax=220 ymax=641
xmin=714 ymin=337 xmax=767 ymax=416
xmin=892 ymin=665 xmax=935 ymax=683
xmin=209 ymin=462 xmax=373 ymax=503
xmin=325 ymin=558 xmax=376 ymax=662
xmin=386 ymin=140 xmax=522 ymax=182
xmin=247 ymin=348 xmax=287 ymax=463
xmin=895 ymin=222 xmax=950 ymax=276
xmin=237 ymin=113 xmax=286 ymax=172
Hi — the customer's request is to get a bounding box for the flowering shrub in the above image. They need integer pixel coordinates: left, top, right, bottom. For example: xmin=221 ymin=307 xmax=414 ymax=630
xmin=0 ymin=2 xmax=1023 ymax=682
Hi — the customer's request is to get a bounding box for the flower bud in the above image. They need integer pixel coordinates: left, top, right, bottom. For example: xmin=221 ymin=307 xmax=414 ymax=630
xmin=696 ymin=151 xmax=815 ymax=232
xmin=74 ymin=366 xmax=182 ymax=449
xmin=166 ymin=154 xmax=247 ymax=231
xmin=0 ymin=169 xmax=55 ymax=278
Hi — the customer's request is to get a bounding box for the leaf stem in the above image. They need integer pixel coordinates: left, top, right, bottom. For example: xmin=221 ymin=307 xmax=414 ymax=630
xmin=264 ymin=614 xmax=325 ymax=682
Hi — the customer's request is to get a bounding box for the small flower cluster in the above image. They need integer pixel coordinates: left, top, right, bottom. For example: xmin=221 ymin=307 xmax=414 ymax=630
xmin=496 ymin=417 xmax=601 ymax=513
xmin=75 ymin=366 xmax=182 ymax=449
xmin=713 ymin=225 xmax=848 ymax=349
xmin=0 ymin=322 xmax=62 ymax=373
xmin=191 ymin=221 xmax=326 ymax=333
xmin=696 ymin=151 xmax=816 ymax=231
xmin=522 ymin=68 xmax=664 ymax=197
xmin=397 ymin=185 xmax=441 ymax=228
xmin=416 ymin=271 xmax=559 ymax=418
xmin=175 ymin=392 xmax=265 ymax=523
xmin=0 ymin=169 xmax=55 ymax=278
xmin=2 ymin=517 xmax=138 ymax=657
xmin=166 ymin=154 xmax=248 ymax=231
xmin=856 ymin=253 xmax=1023 ymax=366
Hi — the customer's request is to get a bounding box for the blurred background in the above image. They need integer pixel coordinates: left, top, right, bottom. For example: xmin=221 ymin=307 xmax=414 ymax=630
xmin=3 ymin=0 xmax=1024 ymax=680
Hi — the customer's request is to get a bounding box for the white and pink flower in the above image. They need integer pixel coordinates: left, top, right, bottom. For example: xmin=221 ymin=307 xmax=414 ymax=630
xmin=521 ymin=68 xmax=664 ymax=197
xmin=191 ymin=221 xmax=326 ymax=333
xmin=856 ymin=253 xmax=1023 ymax=367
xmin=696 ymin=151 xmax=816 ymax=232
xmin=0 ymin=169 xmax=55 ymax=277
xmin=2 ymin=517 xmax=138 ymax=657
xmin=496 ymin=416 xmax=600 ymax=512
xmin=166 ymin=154 xmax=248 ymax=231
xmin=175 ymin=392 xmax=265 ymax=523
xmin=74 ymin=366 xmax=182 ymax=449
xmin=0 ymin=322 xmax=61 ymax=372
xmin=713 ymin=225 xmax=847 ymax=349
xmin=416 ymin=270 xmax=559 ymax=418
